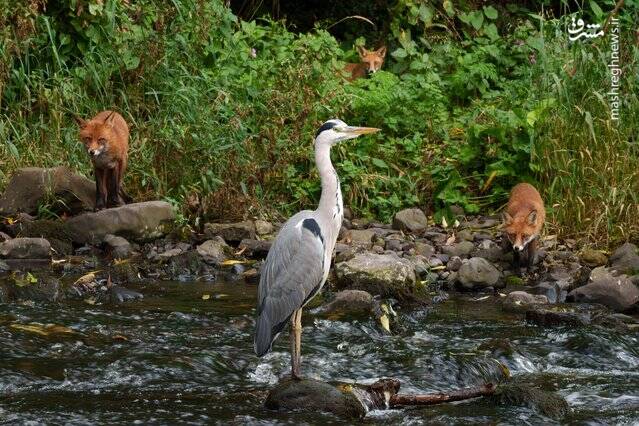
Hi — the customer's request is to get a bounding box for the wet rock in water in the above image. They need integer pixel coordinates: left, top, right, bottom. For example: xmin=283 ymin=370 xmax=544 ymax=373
xmin=265 ymin=378 xmax=366 ymax=418
xmin=567 ymin=268 xmax=639 ymax=312
xmin=609 ymin=243 xmax=639 ymax=275
xmin=335 ymin=252 xmax=416 ymax=299
xmin=66 ymin=201 xmax=175 ymax=244
xmin=525 ymin=305 xmax=592 ymax=327
xmin=457 ymin=257 xmax=501 ymax=290
xmin=392 ymin=208 xmax=428 ymax=233
xmin=442 ymin=241 xmax=475 ymax=258
xmin=317 ymin=290 xmax=375 ymax=317
xmin=254 ymin=219 xmax=273 ymax=236
xmin=489 ymin=383 xmax=569 ymax=419
xmin=526 ymin=282 xmax=565 ymax=304
xmin=196 ymin=237 xmax=229 ymax=263
xmin=345 ymin=229 xmax=375 ymax=249
xmin=3 ymin=275 xmax=63 ymax=302
xmin=204 ymin=220 xmax=256 ymax=243
xmin=0 ymin=238 xmax=51 ymax=259
xmin=238 ymin=239 xmax=272 ymax=258
xmin=579 ymin=248 xmax=608 ymax=267
xmin=502 ymin=291 xmax=548 ymax=312
xmin=0 ymin=166 xmax=95 ymax=215
xmin=108 ymin=285 xmax=143 ymax=303
xmin=103 ymin=234 xmax=132 ymax=259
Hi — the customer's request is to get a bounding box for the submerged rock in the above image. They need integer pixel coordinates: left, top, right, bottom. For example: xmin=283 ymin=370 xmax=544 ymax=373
xmin=66 ymin=201 xmax=175 ymax=244
xmin=489 ymin=383 xmax=569 ymax=419
xmin=204 ymin=221 xmax=256 ymax=243
xmin=392 ymin=208 xmax=428 ymax=233
xmin=567 ymin=268 xmax=639 ymax=312
xmin=335 ymin=252 xmax=416 ymax=299
xmin=265 ymin=378 xmax=366 ymax=418
xmin=457 ymin=257 xmax=501 ymax=290
xmin=0 ymin=166 xmax=95 ymax=215
xmin=0 ymin=238 xmax=51 ymax=259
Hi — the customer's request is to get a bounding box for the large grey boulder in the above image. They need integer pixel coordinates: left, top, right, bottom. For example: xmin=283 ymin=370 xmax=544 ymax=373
xmin=0 ymin=166 xmax=95 ymax=215
xmin=204 ymin=221 xmax=256 ymax=243
xmin=0 ymin=238 xmax=51 ymax=259
xmin=609 ymin=243 xmax=639 ymax=275
xmin=392 ymin=208 xmax=428 ymax=233
xmin=567 ymin=268 xmax=639 ymax=312
xmin=457 ymin=257 xmax=501 ymax=290
xmin=335 ymin=252 xmax=416 ymax=299
xmin=66 ymin=201 xmax=175 ymax=244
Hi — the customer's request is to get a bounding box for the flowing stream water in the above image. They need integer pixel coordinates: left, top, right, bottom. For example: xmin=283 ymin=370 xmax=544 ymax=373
xmin=1 ymin=280 xmax=638 ymax=425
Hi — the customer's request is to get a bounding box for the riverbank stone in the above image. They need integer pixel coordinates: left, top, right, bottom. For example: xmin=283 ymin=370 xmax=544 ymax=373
xmin=196 ymin=237 xmax=229 ymax=263
xmin=457 ymin=257 xmax=501 ymax=290
xmin=567 ymin=268 xmax=639 ymax=312
xmin=66 ymin=201 xmax=175 ymax=244
xmin=0 ymin=167 xmax=95 ymax=215
xmin=204 ymin=221 xmax=256 ymax=243
xmin=335 ymin=252 xmax=416 ymax=299
xmin=392 ymin=208 xmax=428 ymax=233
xmin=0 ymin=238 xmax=51 ymax=259
xmin=609 ymin=243 xmax=639 ymax=275
xmin=103 ymin=234 xmax=133 ymax=259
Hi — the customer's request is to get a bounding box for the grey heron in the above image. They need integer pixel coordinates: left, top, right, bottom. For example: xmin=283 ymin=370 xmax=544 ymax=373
xmin=254 ymin=119 xmax=380 ymax=379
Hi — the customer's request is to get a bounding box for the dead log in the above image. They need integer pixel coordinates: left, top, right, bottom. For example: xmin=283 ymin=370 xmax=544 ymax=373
xmin=388 ymin=383 xmax=496 ymax=407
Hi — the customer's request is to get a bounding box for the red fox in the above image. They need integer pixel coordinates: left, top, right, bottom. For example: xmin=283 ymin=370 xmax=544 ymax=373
xmin=75 ymin=110 xmax=130 ymax=210
xmin=343 ymin=46 xmax=387 ymax=81
xmin=502 ymin=183 xmax=545 ymax=269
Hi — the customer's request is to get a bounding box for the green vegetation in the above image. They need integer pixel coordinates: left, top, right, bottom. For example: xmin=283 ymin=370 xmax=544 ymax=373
xmin=1 ymin=1 xmax=637 ymax=247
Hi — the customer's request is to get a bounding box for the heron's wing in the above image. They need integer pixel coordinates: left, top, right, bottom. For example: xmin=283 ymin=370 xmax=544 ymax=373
xmin=254 ymin=213 xmax=326 ymax=356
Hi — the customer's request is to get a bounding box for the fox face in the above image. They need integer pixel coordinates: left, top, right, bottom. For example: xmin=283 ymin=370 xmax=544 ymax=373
xmin=76 ymin=112 xmax=118 ymax=159
xmin=503 ymin=210 xmax=539 ymax=252
xmin=357 ymin=46 xmax=386 ymax=75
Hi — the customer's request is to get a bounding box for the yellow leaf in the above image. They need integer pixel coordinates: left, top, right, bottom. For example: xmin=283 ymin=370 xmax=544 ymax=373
xmin=220 ymin=259 xmax=251 ymax=266
xmin=202 ymin=294 xmax=211 ymax=300
xmin=73 ymin=271 xmax=100 ymax=286
xmin=10 ymin=323 xmax=49 ymax=336
xmin=379 ymin=314 xmax=390 ymax=333
xmin=84 ymin=297 xmax=96 ymax=305
xmin=113 ymin=258 xmax=130 ymax=265
xmin=26 ymin=272 xmax=38 ymax=283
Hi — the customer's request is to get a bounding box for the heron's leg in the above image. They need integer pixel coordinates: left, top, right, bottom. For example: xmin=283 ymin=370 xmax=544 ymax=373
xmin=290 ymin=308 xmax=302 ymax=379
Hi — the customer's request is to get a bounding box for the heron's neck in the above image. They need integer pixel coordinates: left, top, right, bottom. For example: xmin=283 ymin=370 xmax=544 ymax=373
xmin=315 ymin=143 xmax=343 ymax=226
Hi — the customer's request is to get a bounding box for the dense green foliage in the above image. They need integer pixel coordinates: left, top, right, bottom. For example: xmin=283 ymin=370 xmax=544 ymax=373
xmin=1 ymin=0 xmax=637 ymax=246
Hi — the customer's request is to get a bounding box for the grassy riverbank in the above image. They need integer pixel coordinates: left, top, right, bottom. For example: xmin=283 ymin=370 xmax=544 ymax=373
xmin=1 ymin=1 xmax=637 ymax=247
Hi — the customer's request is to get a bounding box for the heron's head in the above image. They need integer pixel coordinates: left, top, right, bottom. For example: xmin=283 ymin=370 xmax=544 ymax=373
xmin=314 ymin=119 xmax=380 ymax=146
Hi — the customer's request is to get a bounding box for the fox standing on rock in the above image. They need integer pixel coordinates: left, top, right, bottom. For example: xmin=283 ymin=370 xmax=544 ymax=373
xmin=502 ymin=183 xmax=545 ymax=270
xmin=76 ymin=110 xmax=130 ymax=210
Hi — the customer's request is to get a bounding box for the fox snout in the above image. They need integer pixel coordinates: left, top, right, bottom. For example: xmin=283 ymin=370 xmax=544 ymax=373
xmin=88 ymin=148 xmax=102 ymax=157
xmin=513 ymin=244 xmax=525 ymax=252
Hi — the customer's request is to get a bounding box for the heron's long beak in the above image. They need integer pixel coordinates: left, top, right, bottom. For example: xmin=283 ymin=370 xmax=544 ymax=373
xmin=341 ymin=126 xmax=381 ymax=136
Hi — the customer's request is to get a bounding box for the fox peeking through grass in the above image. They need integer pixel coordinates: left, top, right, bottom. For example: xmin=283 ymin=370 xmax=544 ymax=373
xmin=75 ymin=110 xmax=130 ymax=210
xmin=343 ymin=46 xmax=387 ymax=81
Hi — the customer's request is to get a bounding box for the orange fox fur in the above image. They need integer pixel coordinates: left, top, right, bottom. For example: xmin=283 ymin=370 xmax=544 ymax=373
xmin=343 ymin=46 xmax=387 ymax=81
xmin=76 ymin=110 xmax=130 ymax=210
xmin=503 ymin=183 xmax=545 ymax=269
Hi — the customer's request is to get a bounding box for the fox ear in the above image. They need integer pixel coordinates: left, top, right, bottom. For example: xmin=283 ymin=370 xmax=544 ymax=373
xmin=74 ymin=116 xmax=87 ymax=128
xmin=357 ymin=46 xmax=367 ymax=57
xmin=502 ymin=211 xmax=513 ymax=225
xmin=376 ymin=46 xmax=387 ymax=57
xmin=527 ymin=210 xmax=538 ymax=225
xmin=104 ymin=111 xmax=116 ymax=127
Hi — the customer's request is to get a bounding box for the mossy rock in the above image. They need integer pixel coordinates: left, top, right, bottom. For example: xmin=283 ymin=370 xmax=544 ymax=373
xmin=489 ymin=382 xmax=570 ymax=419
xmin=264 ymin=378 xmax=366 ymax=418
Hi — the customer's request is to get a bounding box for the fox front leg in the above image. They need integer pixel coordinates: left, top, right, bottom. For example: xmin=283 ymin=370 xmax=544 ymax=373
xmin=106 ymin=166 xmax=124 ymax=208
xmin=527 ymin=237 xmax=539 ymax=268
xmin=94 ymin=168 xmax=107 ymax=210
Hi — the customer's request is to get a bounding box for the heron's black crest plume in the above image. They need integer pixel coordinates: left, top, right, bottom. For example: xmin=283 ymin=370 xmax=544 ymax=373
xmin=315 ymin=120 xmax=338 ymax=138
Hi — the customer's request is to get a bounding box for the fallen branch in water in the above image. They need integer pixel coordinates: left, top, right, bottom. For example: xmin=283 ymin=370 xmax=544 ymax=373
xmin=388 ymin=383 xmax=496 ymax=407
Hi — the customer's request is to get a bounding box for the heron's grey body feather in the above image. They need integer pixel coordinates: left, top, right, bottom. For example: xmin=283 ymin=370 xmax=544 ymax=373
xmin=254 ymin=132 xmax=344 ymax=357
